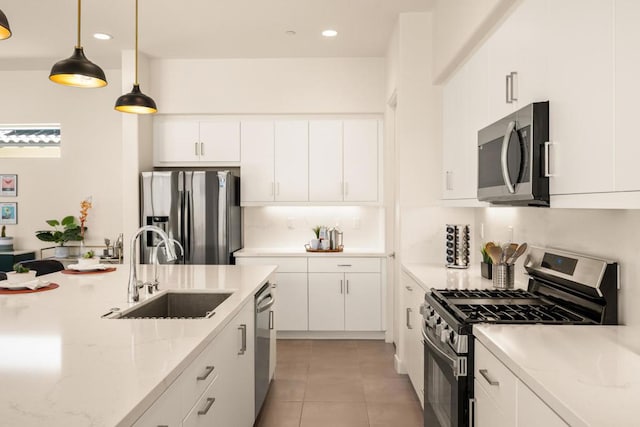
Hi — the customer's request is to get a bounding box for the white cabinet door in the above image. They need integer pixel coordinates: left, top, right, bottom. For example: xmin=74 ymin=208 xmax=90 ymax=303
xmin=308 ymin=273 xmax=344 ymax=331
xmin=199 ymin=121 xmax=240 ymax=162
xmin=547 ymin=0 xmax=615 ymax=195
xmin=474 ymin=379 xmax=511 ymax=427
xmin=516 ymin=380 xmax=567 ymax=427
xmin=275 ymin=272 xmax=308 ymax=331
xmin=309 ymin=120 xmax=343 ymax=201
xmin=274 ymin=121 xmax=309 ymax=202
xmin=344 ymin=273 xmax=381 ymax=331
xmin=343 ymin=120 xmax=379 ymax=202
xmin=132 ymin=377 xmax=185 ymax=427
xmin=241 ymin=121 xmax=275 ymax=203
xmin=614 ymin=0 xmax=640 ymax=192
xmin=442 ymin=64 xmax=466 ymax=199
xmin=154 ymin=117 xmax=200 ymax=163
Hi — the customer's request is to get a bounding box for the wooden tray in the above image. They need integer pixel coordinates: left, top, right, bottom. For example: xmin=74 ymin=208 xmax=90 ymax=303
xmin=305 ymin=244 xmax=344 ymax=253
xmin=0 ymin=283 xmax=59 ymax=294
xmin=62 ymin=267 xmax=117 ymax=275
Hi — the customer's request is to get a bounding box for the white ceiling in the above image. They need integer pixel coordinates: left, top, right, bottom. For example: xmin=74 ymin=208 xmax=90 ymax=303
xmin=0 ymin=0 xmax=432 ymax=69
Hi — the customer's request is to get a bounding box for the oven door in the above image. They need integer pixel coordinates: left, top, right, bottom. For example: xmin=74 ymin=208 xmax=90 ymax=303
xmin=422 ymin=322 xmax=469 ymax=427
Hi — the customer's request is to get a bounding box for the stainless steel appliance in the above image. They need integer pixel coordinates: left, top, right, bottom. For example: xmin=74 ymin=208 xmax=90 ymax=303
xmin=140 ymin=170 xmax=242 ymax=264
xmin=422 ymin=246 xmax=618 ymax=426
xmin=446 ymin=224 xmax=470 ymax=269
xmin=255 ymin=282 xmax=275 ymax=417
xmin=477 ymin=101 xmax=550 ymax=207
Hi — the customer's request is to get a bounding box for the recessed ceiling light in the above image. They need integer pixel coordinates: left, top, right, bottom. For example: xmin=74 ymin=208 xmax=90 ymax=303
xmin=322 ymin=29 xmax=338 ymax=38
xmin=93 ymin=33 xmax=113 ymax=41
xmin=285 ymin=30 xmax=297 ymax=36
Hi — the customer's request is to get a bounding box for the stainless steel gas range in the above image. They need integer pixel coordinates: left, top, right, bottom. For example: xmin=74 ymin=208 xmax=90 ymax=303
xmin=421 ymin=246 xmax=618 ymax=427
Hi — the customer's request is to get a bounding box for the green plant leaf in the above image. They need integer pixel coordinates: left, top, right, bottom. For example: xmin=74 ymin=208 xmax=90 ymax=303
xmin=35 ymin=232 xmax=56 ymax=242
xmin=61 ymin=216 xmax=76 ymax=227
xmin=46 ymin=219 xmax=60 ymax=227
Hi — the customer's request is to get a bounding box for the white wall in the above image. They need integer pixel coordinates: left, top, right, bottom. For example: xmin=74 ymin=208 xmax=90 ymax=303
xmin=150 ymin=58 xmax=386 ymax=114
xmin=432 ymin=0 xmax=516 ymax=83
xmin=0 ymin=69 xmax=123 ymax=253
xmin=243 ymin=206 xmax=384 ymax=250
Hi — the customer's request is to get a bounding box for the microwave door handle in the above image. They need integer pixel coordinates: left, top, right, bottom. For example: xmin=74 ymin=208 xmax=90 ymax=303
xmin=501 ymin=121 xmax=517 ymax=194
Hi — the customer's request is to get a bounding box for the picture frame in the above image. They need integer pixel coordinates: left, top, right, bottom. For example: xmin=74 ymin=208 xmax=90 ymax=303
xmin=0 ymin=174 xmax=17 ymax=197
xmin=0 ymin=202 xmax=17 ymax=224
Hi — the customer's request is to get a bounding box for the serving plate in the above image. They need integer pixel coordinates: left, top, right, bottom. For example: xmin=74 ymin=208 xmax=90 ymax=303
xmin=67 ymin=263 xmax=110 ymax=272
xmin=0 ymin=279 xmax=50 ymax=291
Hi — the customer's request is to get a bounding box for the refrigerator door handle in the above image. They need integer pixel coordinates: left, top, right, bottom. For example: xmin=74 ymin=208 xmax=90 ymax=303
xmin=185 ymin=190 xmax=193 ymax=262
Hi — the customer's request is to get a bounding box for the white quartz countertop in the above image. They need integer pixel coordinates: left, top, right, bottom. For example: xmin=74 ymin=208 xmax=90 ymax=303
xmin=401 ymin=262 xmax=526 ymax=291
xmin=0 ymin=264 xmax=276 ymax=427
xmin=235 ymin=247 xmax=390 ymax=258
xmin=474 ymin=325 xmax=640 ymax=427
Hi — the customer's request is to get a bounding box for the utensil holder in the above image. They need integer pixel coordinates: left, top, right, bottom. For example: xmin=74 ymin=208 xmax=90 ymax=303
xmin=492 ymin=264 xmax=514 ymax=289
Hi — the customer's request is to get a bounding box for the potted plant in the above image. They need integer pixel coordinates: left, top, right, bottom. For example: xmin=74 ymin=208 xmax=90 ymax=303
xmin=310 ymin=226 xmax=321 ymax=250
xmin=480 ymin=242 xmax=495 ymax=279
xmin=78 ymin=250 xmax=99 ymax=266
xmin=35 ymin=216 xmax=84 ymax=258
xmin=6 ymin=263 xmax=37 ymax=284
xmin=0 ymin=225 xmax=13 ymax=251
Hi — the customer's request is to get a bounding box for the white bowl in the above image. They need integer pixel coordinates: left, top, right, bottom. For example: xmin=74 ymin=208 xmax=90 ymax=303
xmin=78 ymin=257 xmax=100 ymax=266
xmin=6 ymin=271 xmax=38 ymax=284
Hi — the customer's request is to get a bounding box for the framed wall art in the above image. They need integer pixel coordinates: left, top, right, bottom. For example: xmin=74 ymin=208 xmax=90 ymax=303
xmin=0 ymin=175 xmax=17 ymax=197
xmin=0 ymin=202 xmax=17 ymax=224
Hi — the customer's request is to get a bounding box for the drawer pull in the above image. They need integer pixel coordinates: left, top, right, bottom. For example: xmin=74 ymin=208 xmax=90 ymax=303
xmin=406 ymin=308 xmax=413 ymax=329
xmin=238 ymin=324 xmax=247 ymax=355
xmin=479 ymin=369 xmax=499 ymax=386
xmin=405 ymin=285 xmax=413 ymax=291
xmin=197 ymin=397 xmax=216 ymax=415
xmin=337 ymin=264 xmax=352 ymax=267
xmin=197 ymin=365 xmax=215 ymax=381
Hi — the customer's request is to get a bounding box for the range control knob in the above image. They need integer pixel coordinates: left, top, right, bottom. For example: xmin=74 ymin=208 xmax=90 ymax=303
xmin=440 ymin=325 xmax=450 ymax=343
xmin=449 ymin=330 xmax=457 ymax=346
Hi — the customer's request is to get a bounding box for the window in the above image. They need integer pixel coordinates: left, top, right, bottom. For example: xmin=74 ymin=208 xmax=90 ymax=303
xmin=0 ymin=124 xmax=61 ymax=158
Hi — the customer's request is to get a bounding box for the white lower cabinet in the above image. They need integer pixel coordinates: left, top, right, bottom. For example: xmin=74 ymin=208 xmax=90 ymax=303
xmin=133 ymin=298 xmax=255 ymax=427
xmin=474 ymin=340 xmax=567 ymax=427
xmin=400 ymin=272 xmax=425 ymax=406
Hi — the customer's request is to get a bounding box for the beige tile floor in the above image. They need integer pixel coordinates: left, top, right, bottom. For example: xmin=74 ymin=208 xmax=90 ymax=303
xmin=255 ymin=340 xmax=424 ymax=427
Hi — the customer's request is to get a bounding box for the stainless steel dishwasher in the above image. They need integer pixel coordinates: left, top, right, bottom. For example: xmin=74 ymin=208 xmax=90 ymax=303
xmin=255 ymin=282 xmax=275 ymax=416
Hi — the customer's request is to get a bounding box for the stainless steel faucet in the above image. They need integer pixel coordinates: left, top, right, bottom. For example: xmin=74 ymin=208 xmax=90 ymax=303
xmin=150 ymin=238 xmax=184 ymax=295
xmin=128 ymin=226 xmax=177 ymax=303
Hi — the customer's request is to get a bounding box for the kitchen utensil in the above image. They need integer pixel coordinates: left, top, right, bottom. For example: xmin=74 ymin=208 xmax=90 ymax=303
xmin=503 ymin=244 xmax=517 ymax=265
xmin=508 ymin=242 xmax=528 ymax=264
xmin=487 ymin=246 xmax=503 ymax=264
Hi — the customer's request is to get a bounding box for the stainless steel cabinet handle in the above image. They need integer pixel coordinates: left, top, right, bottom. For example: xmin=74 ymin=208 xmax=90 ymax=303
xmin=445 ymin=171 xmax=453 ymax=191
xmin=346 ymin=280 xmax=350 ymax=294
xmin=269 ymin=310 xmax=274 ymax=330
xmin=195 ymin=142 xmax=199 ymax=156
xmin=196 ymin=365 xmax=215 ymax=381
xmin=340 ymin=279 xmax=343 ymax=294
xmin=197 ymin=397 xmax=216 ymax=416
xmin=506 ymin=74 xmax=512 ymax=103
xmin=238 ymin=324 xmax=247 ymax=355
xmin=200 ymin=142 xmax=204 ymax=156
xmin=469 ymin=398 xmax=475 ymax=427
xmin=405 ymin=285 xmax=413 ymax=291
xmin=500 ymin=120 xmax=517 ymax=194
xmin=337 ymin=264 xmax=352 ymax=267
xmin=406 ymin=307 xmax=413 ymax=329
xmin=544 ymin=141 xmax=553 ymax=177
xmin=510 ymin=71 xmax=518 ymax=102
xmin=479 ymin=369 xmax=499 ymax=386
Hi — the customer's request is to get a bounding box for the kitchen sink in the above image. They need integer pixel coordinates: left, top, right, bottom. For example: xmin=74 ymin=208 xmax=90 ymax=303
xmin=107 ymin=291 xmax=233 ymax=319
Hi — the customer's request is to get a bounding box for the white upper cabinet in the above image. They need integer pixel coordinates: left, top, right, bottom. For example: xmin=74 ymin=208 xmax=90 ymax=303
xmin=614 ymin=0 xmax=640 ymax=192
xmin=274 ymin=121 xmax=309 ymax=202
xmin=241 ymin=121 xmax=275 ymax=203
xmin=343 ymin=120 xmax=379 ymax=202
xmin=309 ymin=120 xmax=343 ymax=201
xmin=547 ymin=0 xmax=615 ymax=195
xmin=154 ymin=117 xmax=240 ymax=165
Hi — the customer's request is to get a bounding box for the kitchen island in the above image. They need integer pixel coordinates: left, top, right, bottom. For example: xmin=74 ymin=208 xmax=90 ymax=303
xmin=0 ymin=263 xmax=276 ymax=426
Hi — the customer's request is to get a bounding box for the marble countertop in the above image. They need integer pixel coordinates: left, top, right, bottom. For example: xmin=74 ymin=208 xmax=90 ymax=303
xmin=475 ymin=325 xmax=640 ymax=427
xmin=0 ymin=264 xmax=276 ymax=427
xmin=401 ymin=262 xmax=526 ymax=291
xmin=235 ymin=247 xmax=391 ymax=258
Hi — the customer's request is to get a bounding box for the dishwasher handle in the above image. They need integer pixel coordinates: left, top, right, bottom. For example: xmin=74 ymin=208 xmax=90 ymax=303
xmin=256 ymin=296 xmax=275 ymax=313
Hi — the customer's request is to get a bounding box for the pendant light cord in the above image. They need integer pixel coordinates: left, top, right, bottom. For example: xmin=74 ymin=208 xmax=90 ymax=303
xmin=135 ymin=0 xmax=139 ymax=85
xmin=76 ymin=0 xmax=82 ymax=48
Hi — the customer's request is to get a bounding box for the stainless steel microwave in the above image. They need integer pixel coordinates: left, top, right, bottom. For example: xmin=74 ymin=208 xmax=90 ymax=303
xmin=477 ymin=101 xmax=550 ymax=207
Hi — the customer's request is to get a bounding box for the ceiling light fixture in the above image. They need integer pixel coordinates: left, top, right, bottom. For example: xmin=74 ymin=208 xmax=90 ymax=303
xmin=115 ymin=0 xmax=156 ymax=114
xmin=93 ymin=32 xmax=113 ymax=41
xmin=322 ymin=29 xmax=338 ymax=37
xmin=0 ymin=9 xmax=11 ymax=40
xmin=49 ymin=0 xmax=107 ymax=88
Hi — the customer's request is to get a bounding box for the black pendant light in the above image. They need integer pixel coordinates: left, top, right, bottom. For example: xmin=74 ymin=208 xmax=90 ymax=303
xmin=0 ymin=9 xmax=11 ymax=40
xmin=49 ymin=0 xmax=107 ymax=88
xmin=115 ymin=0 xmax=157 ymax=114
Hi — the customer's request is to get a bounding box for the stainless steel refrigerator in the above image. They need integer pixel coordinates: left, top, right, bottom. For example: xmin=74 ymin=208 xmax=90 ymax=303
xmin=140 ymin=170 xmax=242 ymax=264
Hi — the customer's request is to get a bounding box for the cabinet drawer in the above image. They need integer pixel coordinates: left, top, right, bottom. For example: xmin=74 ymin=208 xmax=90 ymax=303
xmin=235 ymin=257 xmax=307 ymax=272
xmin=308 ymin=257 xmax=380 ymax=273
xmin=179 ymin=341 xmax=223 ymax=415
xmin=182 ymin=375 xmax=221 ymax=427
xmin=474 ymin=341 xmax=517 ymax=418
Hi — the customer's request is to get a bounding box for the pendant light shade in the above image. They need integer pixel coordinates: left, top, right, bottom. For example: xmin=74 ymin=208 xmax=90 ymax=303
xmin=49 ymin=0 xmax=107 ymax=88
xmin=0 ymin=9 xmax=11 ymax=40
xmin=115 ymin=0 xmax=157 ymax=114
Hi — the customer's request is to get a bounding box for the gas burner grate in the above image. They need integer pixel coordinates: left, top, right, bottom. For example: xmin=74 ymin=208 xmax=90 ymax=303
xmin=436 ymin=288 xmax=537 ymax=299
xmin=456 ymin=303 xmax=587 ymax=323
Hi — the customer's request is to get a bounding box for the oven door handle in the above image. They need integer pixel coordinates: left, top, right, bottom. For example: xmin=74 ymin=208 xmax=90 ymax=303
xmin=422 ymin=326 xmax=456 ymax=370
xmin=501 ymin=120 xmax=517 ymax=194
